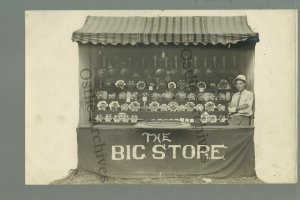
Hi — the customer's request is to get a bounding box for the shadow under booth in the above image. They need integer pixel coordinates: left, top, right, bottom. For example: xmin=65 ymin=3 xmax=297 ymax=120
xmin=72 ymin=16 xmax=259 ymax=180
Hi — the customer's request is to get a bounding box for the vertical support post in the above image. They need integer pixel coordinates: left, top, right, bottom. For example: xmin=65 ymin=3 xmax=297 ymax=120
xmin=78 ymin=44 xmax=97 ymax=126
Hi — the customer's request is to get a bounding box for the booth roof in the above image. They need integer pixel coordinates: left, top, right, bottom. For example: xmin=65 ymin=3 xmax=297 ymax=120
xmin=72 ymin=16 xmax=259 ymax=45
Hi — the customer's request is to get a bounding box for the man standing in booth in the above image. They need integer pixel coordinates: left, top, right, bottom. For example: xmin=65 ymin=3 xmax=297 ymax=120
xmin=228 ymin=75 xmax=254 ymax=126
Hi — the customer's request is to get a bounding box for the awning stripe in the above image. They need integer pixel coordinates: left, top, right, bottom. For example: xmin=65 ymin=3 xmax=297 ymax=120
xmin=72 ymin=16 xmax=259 ymax=45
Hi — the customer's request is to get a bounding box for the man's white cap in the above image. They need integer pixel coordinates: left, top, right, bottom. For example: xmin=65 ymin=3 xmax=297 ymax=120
xmin=233 ymin=74 xmax=247 ymax=84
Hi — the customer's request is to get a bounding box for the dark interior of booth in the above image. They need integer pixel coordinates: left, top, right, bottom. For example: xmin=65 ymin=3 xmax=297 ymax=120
xmin=87 ymin=41 xmax=255 ymax=126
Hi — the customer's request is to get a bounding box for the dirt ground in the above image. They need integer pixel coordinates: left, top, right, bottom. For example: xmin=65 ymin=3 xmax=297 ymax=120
xmin=51 ymin=169 xmax=264 ymax=185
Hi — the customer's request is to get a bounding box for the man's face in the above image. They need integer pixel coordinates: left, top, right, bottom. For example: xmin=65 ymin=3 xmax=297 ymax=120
xmin=235 ymin=80 xmax=246 ymax=92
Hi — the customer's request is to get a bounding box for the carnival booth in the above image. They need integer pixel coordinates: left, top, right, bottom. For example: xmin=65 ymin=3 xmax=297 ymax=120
xmin=72 ymin=16 xmax=259 ymax=179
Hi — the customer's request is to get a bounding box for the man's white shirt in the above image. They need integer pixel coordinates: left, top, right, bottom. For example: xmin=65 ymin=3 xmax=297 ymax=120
xmin=230 ymin=89 xmax=254 ymax=116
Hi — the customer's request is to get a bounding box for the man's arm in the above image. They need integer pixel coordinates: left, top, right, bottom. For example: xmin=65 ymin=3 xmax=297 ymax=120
xmin=237 ymin=92 xmax=254 ymax=114
xmin=236 ymin=104 xmax=249 ymax=110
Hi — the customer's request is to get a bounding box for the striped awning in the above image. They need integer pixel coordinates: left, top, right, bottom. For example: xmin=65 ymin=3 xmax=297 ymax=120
xmin=72 ymin=16 xmax=259 ymax=45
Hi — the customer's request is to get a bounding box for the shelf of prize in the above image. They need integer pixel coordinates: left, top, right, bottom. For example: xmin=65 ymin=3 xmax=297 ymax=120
xmin=95 ymin=87 xmax=233 ymax=93
xmin=90 ymin=121 xmax=229 ymax=127
xmin=93 ymin=110 xmax=229 ymax=115
xmin=95 ymin=99 xmax=231 ymax=105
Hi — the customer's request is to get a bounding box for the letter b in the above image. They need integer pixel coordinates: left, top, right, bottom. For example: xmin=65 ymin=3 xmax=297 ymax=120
xmin=112 ymin=146 xmax=124 ymax=160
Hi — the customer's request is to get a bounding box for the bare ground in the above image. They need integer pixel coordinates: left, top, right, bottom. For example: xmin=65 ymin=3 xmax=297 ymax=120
xmin=50 ymin=169 xmax=264 ymax=185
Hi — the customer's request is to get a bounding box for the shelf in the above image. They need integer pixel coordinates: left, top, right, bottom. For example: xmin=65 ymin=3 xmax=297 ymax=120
xmin=95 ymin=99 xmax=230 ymax=105
xmin=92 ymin=110 xmax=229 ymax=124
xmin=94 ymin=110 xmax=228 ymax=115
xmin=95 ymin=87 xmax=233 ymax=93
xmin=90 ymin=122 xmax=229 ymax=128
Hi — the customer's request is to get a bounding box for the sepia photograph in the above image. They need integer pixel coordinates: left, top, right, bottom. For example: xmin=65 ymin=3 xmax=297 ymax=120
xmin=25 ymin=10 xmax=297 ymax=185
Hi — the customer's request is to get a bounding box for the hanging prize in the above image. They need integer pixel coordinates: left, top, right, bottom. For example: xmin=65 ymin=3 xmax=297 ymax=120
xmin=115 ymin=80 xmax=126 ymax=89
xmin=160 ymin=104 xmax=168 ymax=112
xmin=118 ymin=92 xmax=126 ymax=100
xmin=167 ymin=101 xmax=179 ymax=112
xmin=218 ymin=79 xmax=231 ymax=90
xmin=104 ymin=114 xmax=112 ymax=122
xmin=185 ymin=102 xmax=195 ymax=112
xmin=129 ymin=101 xmax=140 ymax=112
xmin=210 ymin=115 xmax=218 ymax=123
xmin=187 ymin=92 xmax=196 ymax=101
xmin=126 ymin=92 xmax=131 ymax=103
xmin=130 ymin=115 xmax=139 ymax=123
xmin=194 ymin=103 xmax=204 ymax=112
xmin=197 ymin=81 xmax=206 ymax=92
xmin=217 ymin=104 xmax=226 ymax=111
xmin=95 ymin=114 xmax=104 ymax=122
xmin=149 ymin=101 xmax=160 ymax=112
xmin=201 ymin=112 xmax=211 ymax=123
xmin=97 ymin=101 xmax=108 ymax=111
xmin=96 ymin=91 xmax=107 ymax=100
xmin=108 ymin=92 xmax=117 ymax=100
xmin=205 ymin=101 xmax=216 ymax=112
xmin=137 ymin=81 xmax=146 ymax=90
xmin=120 ymin=103 xmax=129 ymax=111
xmin=109 ymin=101 xmax=120 ymax=112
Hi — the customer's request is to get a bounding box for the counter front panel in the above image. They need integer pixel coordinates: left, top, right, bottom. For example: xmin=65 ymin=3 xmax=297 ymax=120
xmin=77 ymin=126 xmax=255 ymax=179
